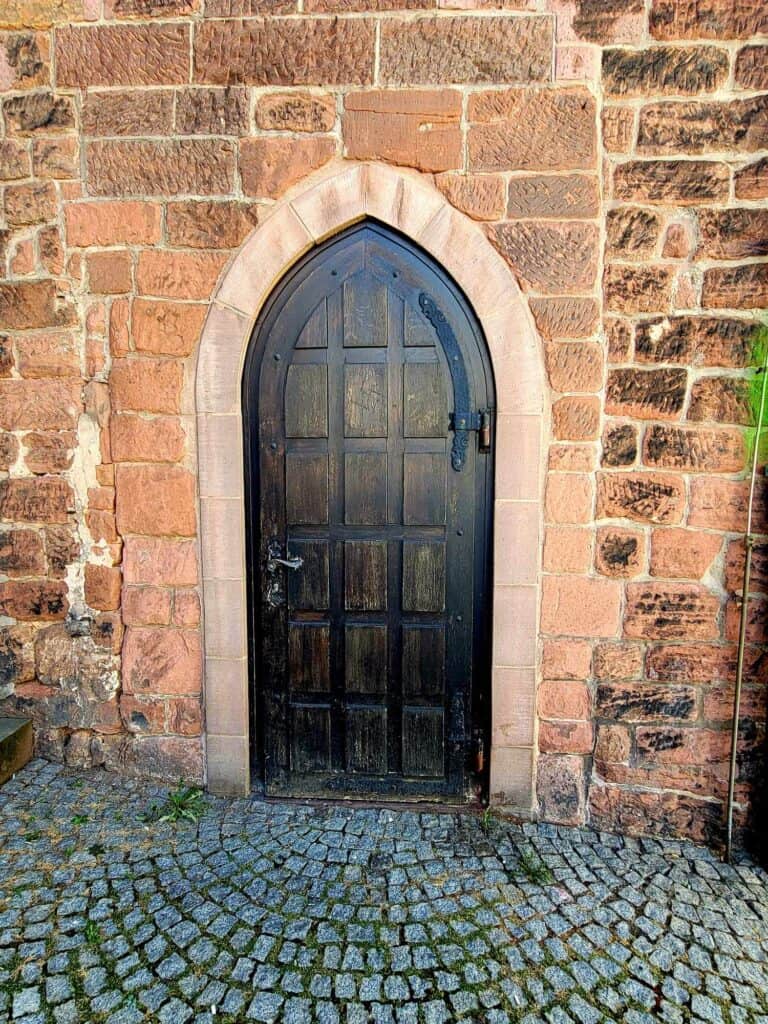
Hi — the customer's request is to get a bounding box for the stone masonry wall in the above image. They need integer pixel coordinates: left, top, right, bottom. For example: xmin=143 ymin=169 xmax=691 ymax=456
xmin=0 ymin=0 xmax=765 ymax=844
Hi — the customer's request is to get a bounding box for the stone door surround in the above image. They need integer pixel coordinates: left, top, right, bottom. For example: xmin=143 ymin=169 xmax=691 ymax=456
xmin=195 ymin=161 xmax=547 ymax=808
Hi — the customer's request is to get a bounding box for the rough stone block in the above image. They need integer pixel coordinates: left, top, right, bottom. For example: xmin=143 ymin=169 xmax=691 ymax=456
xmin=55 ymin=24 xmax=189 ymax=87
xmin=194 ymin=18 xmax=375 ymax=86
xmin=492 ymin=222 xmax=599 ymax=293
xmin=469 ymin=87 xmax=596 ymax=170
xmin=602 ymin=45 xmax=729 ymax=97
xmin=597 ymin=471 xmax=684 ymax=524
xmin=240 ymin=136 xmax=336 ymax=199
xmin=624 ymin=583 xmax=720 ymax=640
xmin=605 ymin=367 xmax=687 ymax=420
xmin=87 ymin=139 xmax=235 ymax=196
xmin=343 ymin=90 xmax=462 ymax=172
xmin=115 ymin=465 xmax=196 ymax=537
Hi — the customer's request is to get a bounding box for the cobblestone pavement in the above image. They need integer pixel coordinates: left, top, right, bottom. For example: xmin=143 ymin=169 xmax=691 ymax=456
xmin=2 ymin=761 xmax=768 ymax=1024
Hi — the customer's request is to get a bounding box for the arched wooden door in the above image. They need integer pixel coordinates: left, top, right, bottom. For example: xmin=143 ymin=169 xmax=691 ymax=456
xmin=243 ymin=222 xmax=495 ymax=801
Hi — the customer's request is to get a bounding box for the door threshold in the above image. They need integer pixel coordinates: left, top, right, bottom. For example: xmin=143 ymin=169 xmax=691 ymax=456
xmin=254 ymin=792 xmax=486 ymax=815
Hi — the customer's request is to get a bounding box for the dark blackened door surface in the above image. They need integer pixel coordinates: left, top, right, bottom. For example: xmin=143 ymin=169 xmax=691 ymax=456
xmin=244 ymin=223 xmax=493 ymax=800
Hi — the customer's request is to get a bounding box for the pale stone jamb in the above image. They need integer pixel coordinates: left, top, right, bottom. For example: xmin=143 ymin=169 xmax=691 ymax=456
xmin=195 ymin=160 xmax=548 ymax=808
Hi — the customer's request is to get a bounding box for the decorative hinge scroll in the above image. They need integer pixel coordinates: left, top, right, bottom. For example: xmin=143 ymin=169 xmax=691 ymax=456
xmin=418 ymin=292 xmax=491 ymax=471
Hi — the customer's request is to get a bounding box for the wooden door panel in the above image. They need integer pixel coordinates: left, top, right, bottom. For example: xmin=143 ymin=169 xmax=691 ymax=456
xmin=344 ymin=541 xmax=387 ymax=611
xmin=403 ymin=453 xmax=447 ymax=526
xmin=344 ymin=453 xmax=387 ymax=525
xmin=402 ymin=542 xmax=446 ymax=613
xmin=345 ymin=624 xmax=387 ymax=695
xmin=404 ymin=302 xmax=435 ymax=348
xmin=402 ymin=624 xmax=445 ymax=699
xmin=285 ymin=364 xmax=328 ymax=438
xmin=343 ymin=364 xmax=387 ymax=437
xmin=287 ymin=540 xmax=329 ymax=611
xmin=343 ymin=274 xmax=388 ymax=347
xmin=291 ymin=706 xmax=331 ymax=771
xmin=296 ymin=298 xmax=327 ymax=349
xmin=346 ymin=708 xmax=388 ymax=773
xmin=286 ymin=453 xmax=328 ymax=525
xmin=288 ymin=623 xmax=330 ymax=693
xmin=403 ymin=362 xmax=447 ymax=437
xmin=248 ymin=223 xmax=493 ymax=801
xmin=402 ymin=708 xmax=444 ymax=777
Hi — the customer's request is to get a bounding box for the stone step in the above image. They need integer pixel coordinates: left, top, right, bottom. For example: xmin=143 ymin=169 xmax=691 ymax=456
xmin=0 ymin=718 xmax=33 ymax=787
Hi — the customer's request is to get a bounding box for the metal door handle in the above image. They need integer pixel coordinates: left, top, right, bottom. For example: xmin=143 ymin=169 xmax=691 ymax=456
xmin=269 ymin=556 xmax=304 ymax=572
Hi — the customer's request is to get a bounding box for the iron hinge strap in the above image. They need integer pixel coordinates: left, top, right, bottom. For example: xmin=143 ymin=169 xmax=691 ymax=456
xmin=451 ymin=411 xmax=482 ymax=432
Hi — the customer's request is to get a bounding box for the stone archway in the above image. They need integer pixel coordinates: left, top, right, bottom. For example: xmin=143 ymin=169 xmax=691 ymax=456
xmin=195 ymin=162 xmax=547 ymax=809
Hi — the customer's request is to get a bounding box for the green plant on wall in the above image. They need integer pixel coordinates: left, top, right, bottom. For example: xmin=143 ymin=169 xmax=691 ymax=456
xmin=726 ymin=319 xmax=768 ymax=863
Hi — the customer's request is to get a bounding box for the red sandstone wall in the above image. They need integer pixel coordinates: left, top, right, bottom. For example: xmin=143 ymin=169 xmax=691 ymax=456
xmin=0 ymin=0 xmax=765 ymax=843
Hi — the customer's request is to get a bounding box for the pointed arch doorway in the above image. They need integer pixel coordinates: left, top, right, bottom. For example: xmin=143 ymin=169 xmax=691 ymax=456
xmin=196 ymin=163 xmax=545 ymax=813
xmin=243 ymin=221 xmax=495 ymax=801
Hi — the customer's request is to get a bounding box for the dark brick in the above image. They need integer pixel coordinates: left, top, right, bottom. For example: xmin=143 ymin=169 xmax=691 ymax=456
xmin=650 ymin=0 xmax=768 ymax=41
xmin=635 ymin=316 xmax=753 ymax=367
xmin=606 ymin=207 xmax=661 ymax=259
xmin=602 ymin=45 xmax=729 ymax=97
xmin=735 ymin=156 xmax=768 ymax=199
xmin=596 ymin=682 xmax=697 ymax=721
xmin=601 ymin=423 xmax=637 ymax=467
xmin=604 ymin=264 xmax=675 ymax=314
xmin=688 ymin=377 xmax=752 ymax=425
xmin=735 ymin=46 xmax=768 ymax=89
xmin=703 ymin=263 xmax=768 ymax=309
xmin=638 ymin=96 xmax=768 ymax=155
xmin=597 ymin=472 xmax=685 ymax=524
xmin=697 ymin=208 xmax=768 ymax=259
xmin=2 ymin=92 xmax=74 ymax=135
xmin=643 ymin=424 xmax=744 ymax=473
xmin=175 ymin=87 xmax=250 ymax=135
xmin=613 ymin=159 xmax=730 ymax=203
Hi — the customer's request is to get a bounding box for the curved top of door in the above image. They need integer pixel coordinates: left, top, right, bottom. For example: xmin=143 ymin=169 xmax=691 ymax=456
xmin=243 ymin=219 xmax=495 ymax=408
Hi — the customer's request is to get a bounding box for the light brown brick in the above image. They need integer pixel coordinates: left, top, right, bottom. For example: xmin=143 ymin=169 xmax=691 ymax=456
xmin=65 ymin=201 xmax=162 ymax=247
xmin=166 ymin=201 xmax=259 ymax=249
xmin=240 ymin=136 xmax=335 ymax=199
xmin=110 ymin=415 xmax=186 ymax=464
xmin=492 ymin=222 xmax=599 ymax=294
xmin=469 ymin=88 xmax=596 ymax=171
xmin=343 ymin=90 xmax=462 ymax=173
xmin=115 ymin=464 xmax=196 ymax=537
xmin=87 ymin=139 xmax=235 ymax=197
xmin=56 ymin=24 xmax=189 ymax=87
xmin=193 ymin=18 xmax=375 ymax=86
xmin=380 ymin=16 xmax=552 ymax=85
xmin=110 ymin=358 xmax=183 ymax=414
xmin=256 ymin=91 xmax=337 ymax=133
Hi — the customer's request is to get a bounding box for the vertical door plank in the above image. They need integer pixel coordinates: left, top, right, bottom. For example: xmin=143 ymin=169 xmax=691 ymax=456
xmin=345 ymin=624 xmax=387 ymax=694
xmin=404 ymin=302 xmax=435 ymax=347
xmin=403 ymin=362 xmax=447 ymax=438
xmin=287 ymin=540 xmax=330 ymax=611
xmin=402 ymin=624 xmax=445 ymax=699
xmin=346 ymin=708 xmax=388 ymax=774
xmin=288 ymin=623 xmax=331 ymax=692
xmin=286 ymin=452 xmax=329 ymax=525
xmin=296 ymin=298 xmax=328 ymax=348
xmin=344 ymin=364 xmax=388 ymax=437
xmin=285 ymin=364 xmax=328 ymax=438
xmin=343 ymin=274 xmax=388 ymax=347
xmin=403 ymin=453 xmax=447 ymax=526
xmin=402 ymin=708 xmax=444 ymax=777
xmin=291 ymin=706 xmax=331 ymax=771
xmin=402 ymin=541 xmax=446 ymax=613
xmin=345 ymin=540 xmax=388 ymax=611
xmin=345 ymin=452 xmax=387 ymax=525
